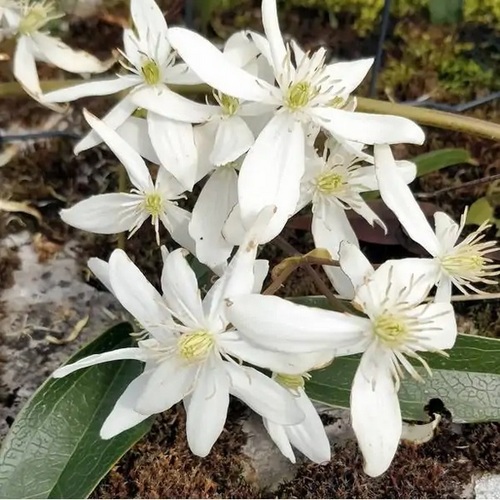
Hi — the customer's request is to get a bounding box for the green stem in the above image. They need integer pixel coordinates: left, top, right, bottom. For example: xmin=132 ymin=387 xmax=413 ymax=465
xmin=1 ymin=80 xmax=500 ymax=141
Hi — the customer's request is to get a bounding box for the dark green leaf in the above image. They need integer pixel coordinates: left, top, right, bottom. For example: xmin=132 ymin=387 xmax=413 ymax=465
xmin=0 ymin=323 xmax=153 ymax=499
xmin=193 ymin=0 xmax=224 ymax=27
xmin=295 ymin=296 xmax=500 ymax=423
xmin=413 ymin=148 xmax=474 ymax=177
xmin=429 ymin=0 xmax=463 ymax=24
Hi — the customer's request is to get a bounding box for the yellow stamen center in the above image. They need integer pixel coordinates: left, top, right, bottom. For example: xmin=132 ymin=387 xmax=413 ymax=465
xmin=274 ymin=373 xmax=307 ymax=391
xmin=373 ymin=314 xmax=408 ymax=347
xmin=19 ymin=1 xmax=62 ymax=35
xmin=441 ymin=251 xmax=485 ymax=276
xmin=285 ymin=81 xmax=314 ymax=110
xmin=316 ymin=171 xmax=345 ymax=194
xmin=178 ymin=331 xmax=214 ymax=361
xmin=219 ymin=93 xmax=240 ymax=116
xmin=328 ymin=96 xmax=345 ymax=108
xmin=141 ymin=59 xmax=161 ymax=85
xmin=143 ymin=193 xmax=163 ymax=216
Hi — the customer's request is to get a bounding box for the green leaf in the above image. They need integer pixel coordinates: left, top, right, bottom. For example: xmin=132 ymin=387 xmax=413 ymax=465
xmin=194 ymin=0 xmax=224 ymax=27
xmin=413 ymin=148 xmax=474 ymax=177
xmin=0 ymin=322 xmax=153 ymax=499
xmin=429 ymin=0 xmax=463 ymax=24
xmin=295 ymin=296 xmax=500 ymax=423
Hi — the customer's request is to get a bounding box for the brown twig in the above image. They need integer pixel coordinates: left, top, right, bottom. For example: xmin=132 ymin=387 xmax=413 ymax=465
xmin=417 ymin=173 xmax=500 ymax=199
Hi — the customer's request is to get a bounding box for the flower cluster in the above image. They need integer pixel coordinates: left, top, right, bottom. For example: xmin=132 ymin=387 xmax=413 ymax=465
xmin=11 ymin=0 xmax=497 ymax=478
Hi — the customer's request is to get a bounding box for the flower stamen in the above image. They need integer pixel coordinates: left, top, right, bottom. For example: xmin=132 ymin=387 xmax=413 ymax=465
xmin=178 ymin=331 xmax=215 ymax=361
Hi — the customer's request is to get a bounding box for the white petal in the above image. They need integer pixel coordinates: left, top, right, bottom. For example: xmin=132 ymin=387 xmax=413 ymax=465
xmin=31 ymin=32 xmax=114 ymax=73
xmin=13 ymin=36 xmax=41 ymax=100
xmin=351 ymin=344 xmax=402 ymax=477
xmin=225 ymin=363 xmax=303 ymax=425
xmin=434 ymin=211 xmax=460 ymax=251
xmin=189 ymin=167 xmax=238 ymax=270
xmin=100 ymin=370 xmax=154 ymax=439
xmin=313 ymin=108 xmax=425 ymax=145
xmin=286 ymin=389 xmax=331 ymax=463
xmin=164 ymin=63 xmax=203 ymax=85
xmin=264 ymin=419 xmax=296 ymax=463
xmin=123 ymin=29 xmax=142 ymax=68
xmin=148 ymin=112 xmax=198 ymax=190
xmin=44 ymin=76 xmax=136 ymax=103
xmin=116 ymin=116 xmax=160 ymax=163
xmin=374 ymin=144 xmax=440 ymax=256
xmin=193 ymin=122 xmax=218 ymax=181
xmin=325 ymin=58 xmax=373 ymax=95
xmin=223 ymin=31 xmax=260 ymax=67
xmin=53 ymin=347 xmax=146 ymax=378
xmin=167 ymin=26 xmax=275 ymax=102
xmin=395 ymin=160 xmax=417 ymax=184
xmin=226 ymin=294 xmax=369 ymax=353
xmin=75 ymin=95 xmax=138 ymax=154
xmin=83 ymin=109 xmax=153 ymax=191
xmin=60 ymin=193 xmax=141 ymax=234
xmin=161 ymin=204 xmax=196 ymax=254
xmin=323 ymin=266 xmax=355 ymax=300
xmin=222 ymin=203 xmax=246 ymax=246
xmin=160 ymin=248 xmax=205 ymax=328
xmin=88 ymin=257 xmax=112 ymax=292
xmin=131 ymin=84 xmax=218 ymax=123
xmin=338 ymin=241 xmax=374 ymax=289
xmin=185 ymin=357 xmax=230 ymax=457
xmin=435 ymin=274 xmax=452 ymax=302
xmin=130 ymin=0 xmax=169 ymax=62
xmin=211 ymin=116 xmax=254 ymax=166
xmin=109 ymin=249 xmax=172 ymax=342
xmin=409 ymin=302 xmax=457 ymax=350
xmin=135 ymin=359 xmax=196 ymax=414
xmin=252 ymin=259 xmax=269 ymax=293
xmin=238 ymin=113 xmax=305 ymax=242
xmin=261 ymin=0 xmax=286 ymax=74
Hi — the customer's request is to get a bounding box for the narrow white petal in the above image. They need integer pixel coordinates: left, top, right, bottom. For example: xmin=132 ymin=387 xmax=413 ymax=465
xmin=83 ymin=109 xmax=153 ymax=191
xmin=116 ymin=116 xmax=159 ymax=163
xmin=164 ymin=63 xmax=203 ymax=85
xmin=160 ymin=248 xmax=205 ymax=328
xmin=123 ymin=29 xmax=142 ymax=68
xmin=148 ymin=112 xmax=198 ymax=190
xmin=53 ymin=348 xmax=146 ymax=378
xmin=222 ymin=203 xmax=246 ymax=246
xmin=135 ymin=359 xmax=196 ymax=414
xmin=60 ymin=193 xmax=141 ymax=234
xmin=410 ymin=302 xmax=457 ymax=350
xmin=189 ymin=167 xmax=238 ymax=270
xmin=44 ymin=77 xmax=136 ymax=103
xmin=323 ymin=266 xmax=355 ymax=300
xmin=313 ymin=108 xmax=425 ymax=145
xmin=395 ymin=160 xmax=417 ymax=184
xmin=100 ymin=370 xmax=154 ymax=439
xmin=31 ymin=32 xmax=114 ymax=73
xmin=225 ymin=363 xmax=303 ymax=425
xmin=374 ymin=144 xmax=440 ymax=256
xmin=131 ymin=84 xmax=218 ymax=123
xmin=211 ymin=116 xmax=254 ymax=166
xmin=325 ymin=58 xmax=373 ymax=95
xmin=193 ymin=122 xmax=218 ymax=181
xmin=261 ymin=0 xmax=287 ymax=74
xmin=351 ymin=344 xmax=402 ymax=477
xmin=88 ymin=257 xmax=112 ymax=292
xmin=252 ymin=259 xmax=269 ymax=293
xmin=186 ymin=358 xmax=230 ymax=457
xmin=109 ymin=249 xmax=172 ymax=341
xmin=435 ymin=274 xmax=452 ymax=302
xmin=13 ymin=36 xmax=41 ymax=100
xmin=226 ymin=294 xmax=369 ymax=353
xmin=286 ymin=389 xmax=331 ymax=463
xmin=161 ymin=204 xmax=196 ymax=254
xmin=75 ymin=95 xmax=138 ymax=154
xmin=238 ymin=113 xmax=305 ymax=242
xmin=338 ymin=241 xmax=374 ymax=289
xmin=264 ymin=419 xmax=296 ymax=463
xmin=434 ymin=211 xmax=460 ymax=251
xmin=223 ymin=30 xmax=260 ymax=68
xmin=167 ymin=27 xmax=275 ymax=102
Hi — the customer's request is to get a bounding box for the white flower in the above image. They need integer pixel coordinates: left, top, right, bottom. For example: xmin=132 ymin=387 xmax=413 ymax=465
xmin=264 ymin=372 xmax=331 ymax=464
xmin=43 ymin=0 xmax=215 ymax=190
xmin=226 ymin=241 xmax=457 ymax=476
xmin=53 ymin=209 xmax=305 ymax=457
xmin=374 ymin=144 xmax=500 ymax=301
xmin=60 ymin=110 xmax=194 ymax=249
xmin=168 ymin=0 xmax=424 ymax=242
xmin=0 ymin=0 xmax=113 ymax=106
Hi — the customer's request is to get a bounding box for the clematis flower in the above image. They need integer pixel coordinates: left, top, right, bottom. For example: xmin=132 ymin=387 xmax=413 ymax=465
xmin=52 ymin=208 xmax=305 ymax=457
xmin=0 ymin=0 xmax=113 ymax=106
xmin=61 ymin=110 xmax=194 ymax=249
xmin=168 ymin=0 xmax=425 ymax=241
xmin=374 ymin=144 xmax=500 ymax=301
xmin=226 ymin=242 xmax=457 ymax=476
xmin=43 ymin=0 xmax=215 ymax=190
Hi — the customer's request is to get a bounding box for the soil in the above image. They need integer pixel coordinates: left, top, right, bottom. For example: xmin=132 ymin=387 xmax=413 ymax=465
xmin=1 ymin=0 xmax=500 ymax=498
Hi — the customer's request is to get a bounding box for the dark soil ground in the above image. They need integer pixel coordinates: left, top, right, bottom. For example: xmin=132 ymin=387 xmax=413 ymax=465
xmin=1 ymin=0 xmax=500 ymax=497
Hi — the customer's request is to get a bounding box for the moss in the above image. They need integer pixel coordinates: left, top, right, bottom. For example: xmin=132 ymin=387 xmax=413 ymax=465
xmin=463 ymin=0 xmax=500 ymax=27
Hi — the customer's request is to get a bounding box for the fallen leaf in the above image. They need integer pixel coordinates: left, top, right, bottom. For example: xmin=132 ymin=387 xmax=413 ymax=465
xmin=46 ymin=315 xmax=89 ymax=345
xmin=0 ymin=199 xmax=42 ymax=222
